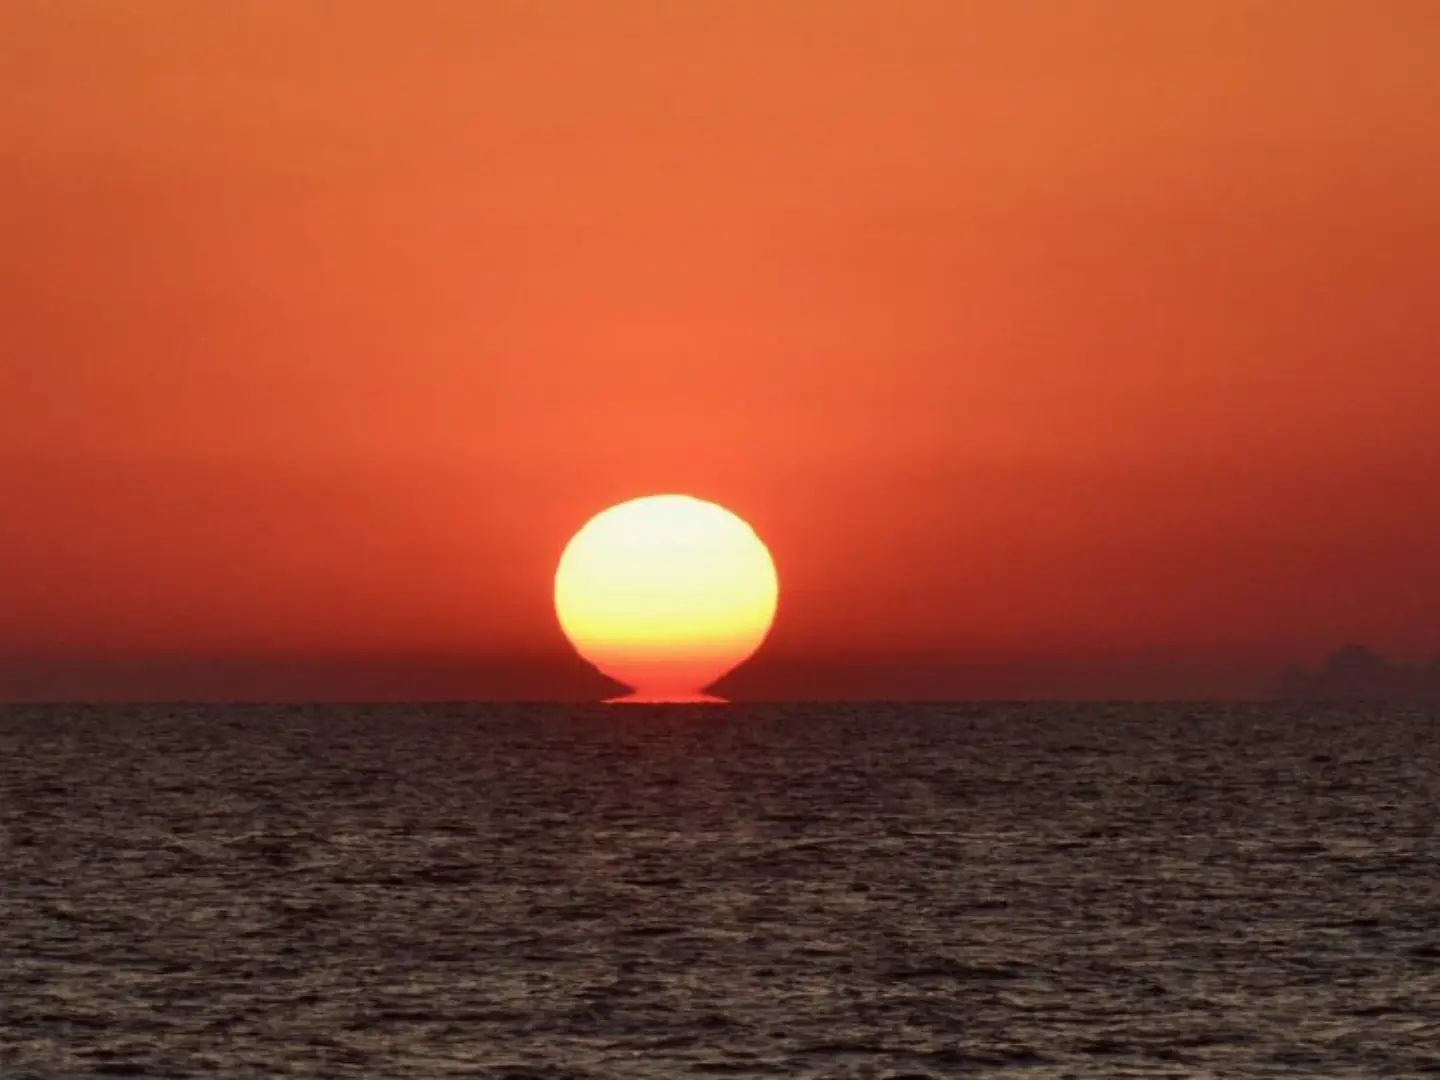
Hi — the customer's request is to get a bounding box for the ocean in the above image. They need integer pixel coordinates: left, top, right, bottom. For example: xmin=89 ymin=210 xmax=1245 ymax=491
xmin=1 ymin=702 xmax=1437 ymax=1078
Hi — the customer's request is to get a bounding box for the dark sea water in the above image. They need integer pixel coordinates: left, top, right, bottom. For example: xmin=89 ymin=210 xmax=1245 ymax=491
xmin=2 ymin=703 xmax=1438 ymax=1079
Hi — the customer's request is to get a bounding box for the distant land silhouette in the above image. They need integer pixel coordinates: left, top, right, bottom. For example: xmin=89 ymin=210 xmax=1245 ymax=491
xmin=1277 ymin=644 xmax=1440 ymax=701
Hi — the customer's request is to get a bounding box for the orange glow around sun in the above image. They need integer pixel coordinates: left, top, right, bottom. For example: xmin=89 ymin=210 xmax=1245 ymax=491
xmin=554 ymin=495 xmax=779 ymax=702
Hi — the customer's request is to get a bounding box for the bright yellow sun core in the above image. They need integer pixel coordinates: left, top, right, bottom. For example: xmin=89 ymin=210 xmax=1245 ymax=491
xmin=554 ymin=494 xmax=779 ymax=702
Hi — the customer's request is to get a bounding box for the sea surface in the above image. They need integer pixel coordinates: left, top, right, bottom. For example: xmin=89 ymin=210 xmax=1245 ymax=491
xmin=1 ymin=702 xmax=1438 ymax=1079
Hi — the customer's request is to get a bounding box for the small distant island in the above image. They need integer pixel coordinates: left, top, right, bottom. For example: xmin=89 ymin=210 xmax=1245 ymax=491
xmin=1277 ymin=644 xmax=1440 ymax=701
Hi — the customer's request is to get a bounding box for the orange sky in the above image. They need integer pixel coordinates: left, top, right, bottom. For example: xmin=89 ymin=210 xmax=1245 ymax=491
xmin=2 ymin=1 xmax=1438 ymax=699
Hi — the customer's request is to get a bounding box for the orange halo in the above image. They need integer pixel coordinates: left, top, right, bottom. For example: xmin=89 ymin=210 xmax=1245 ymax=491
xmin=554 ymin=494 xmax=779 ymax=702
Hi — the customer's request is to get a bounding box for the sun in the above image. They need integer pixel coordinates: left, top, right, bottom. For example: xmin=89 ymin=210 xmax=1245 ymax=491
xmin=554 ymin=495 xmax=779 ymax=703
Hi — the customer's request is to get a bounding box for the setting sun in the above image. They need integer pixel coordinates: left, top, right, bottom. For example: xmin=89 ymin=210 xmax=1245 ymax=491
xmin=554 ymin=495 xmax=779 ymax=703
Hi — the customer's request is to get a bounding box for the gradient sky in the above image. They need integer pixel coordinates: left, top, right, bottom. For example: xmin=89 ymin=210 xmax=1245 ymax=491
xmin=3 ymin=2 xmax=1438 ymax=699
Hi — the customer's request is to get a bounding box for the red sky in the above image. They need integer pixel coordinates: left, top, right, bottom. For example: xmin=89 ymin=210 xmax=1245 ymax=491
xmin=2 ymin=2 xmax=1438 ymax=699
